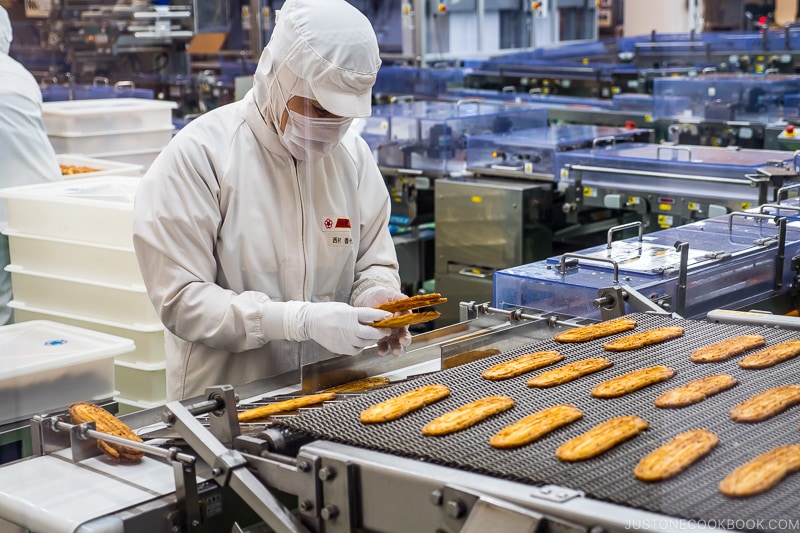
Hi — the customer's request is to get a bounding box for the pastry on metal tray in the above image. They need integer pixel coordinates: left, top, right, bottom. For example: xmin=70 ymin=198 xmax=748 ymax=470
xmin=526 ymin=357 xmax=613 ymax=388
xmin=237 ymin=392 xmax=337 ymax=422
xmin=591 ymin=365 xmax=676 ymax=399
xmin=634 ymin=429 xmax=718 ymax=482
xmin=729 ymin=385 xmax=800 ymax=423
xmin=553 ymin=318 xmax=637 ymax=343
xmin=555 ymin=415 xmax=648 ymax=462
xmin=69 ymin=402 xmax=144 ymax=463
xmin=602 ymin=326 xmax=684 ymax=352
xmin=654 ymin=374 xmax=738 ymax=408
xmin=689 ymin=334 xmax=766 ymax=363
xmin=738 ymin=339 xmax=800 ymax=369
xmin=490 ymin=404 xmax=583 ymax=449
xmin=719 ymin=444 xmax=800 ymax=497
xmin=422 ymin=395 xmax=515 ymax=436
xmin=360 ymin=384 xmax=451 ymax=424
xmin=482 ymin=351 xmax=564 ymax=381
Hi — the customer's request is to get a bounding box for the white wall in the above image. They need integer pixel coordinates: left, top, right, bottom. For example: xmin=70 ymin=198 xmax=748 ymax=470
xmin=623 ymin=0 xmax=699 ymax=36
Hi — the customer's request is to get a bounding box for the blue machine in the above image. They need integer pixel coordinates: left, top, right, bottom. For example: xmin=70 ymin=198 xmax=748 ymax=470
xmin=555 ymin=142 xmax=798 ymax=229
xmin=465 ymin=124 xmax=652 ymax=180
xmin=494 ymin=209 xmax=800 ymax=322
xmin=365 ymin=100 xmax=548 ymax=177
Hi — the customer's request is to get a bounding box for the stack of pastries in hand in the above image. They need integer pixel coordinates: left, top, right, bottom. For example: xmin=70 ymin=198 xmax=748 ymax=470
xmin=370 ymin=293 xmax=447 ymax=329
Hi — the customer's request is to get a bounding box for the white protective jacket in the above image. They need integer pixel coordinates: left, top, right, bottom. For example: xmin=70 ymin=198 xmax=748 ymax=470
xmin=0 ymin=7 xmax=62 ymax=325
xmin=133 ymin=0 xmax=400 ymax=400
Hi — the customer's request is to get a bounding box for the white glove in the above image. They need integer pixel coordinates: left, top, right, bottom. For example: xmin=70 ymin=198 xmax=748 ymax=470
xmin=293 ymin=301 xmax=392 ymax=355
xmin=357 ymin=287 xmax=413 ymax=357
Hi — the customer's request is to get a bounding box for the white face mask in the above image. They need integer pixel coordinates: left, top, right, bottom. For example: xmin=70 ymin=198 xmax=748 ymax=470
xmin=281 ymin=110 xmax=353 ymax=161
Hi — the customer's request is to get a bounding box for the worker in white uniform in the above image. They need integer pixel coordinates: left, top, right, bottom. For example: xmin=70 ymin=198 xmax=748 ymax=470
xmin=0 ymin=6 xmax=62 ymax=325
xmin=133 ymin=0 xmax=411 ymax=401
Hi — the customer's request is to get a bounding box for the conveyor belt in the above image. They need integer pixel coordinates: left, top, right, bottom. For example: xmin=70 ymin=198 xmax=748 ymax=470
xmin=276 ymin=313 xmax=800 ymax=531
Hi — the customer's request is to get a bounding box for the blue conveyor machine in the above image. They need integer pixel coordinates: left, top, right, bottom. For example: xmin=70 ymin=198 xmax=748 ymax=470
xmin=494 ymin=199 xmax=800 ymax=323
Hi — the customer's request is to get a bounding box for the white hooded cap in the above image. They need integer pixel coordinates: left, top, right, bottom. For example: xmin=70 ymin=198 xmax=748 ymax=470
xmin=0 ymin=6 xmax=12 ymax=55
xmin=253 ymin=0 xmax=380 ymax=125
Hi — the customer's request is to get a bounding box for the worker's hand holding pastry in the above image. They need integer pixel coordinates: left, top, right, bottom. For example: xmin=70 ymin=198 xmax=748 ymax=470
xmin=357 ymin=288 xmax=413 ymax=356
xmin=292 ymin=301 xmax=392 ymax=355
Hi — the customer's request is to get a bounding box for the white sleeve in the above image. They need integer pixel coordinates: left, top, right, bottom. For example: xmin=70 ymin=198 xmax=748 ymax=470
xmin=132 ymin=127 xmax=285 ymax=352
xmin=348 ymin=135 xmax=402 ymax=307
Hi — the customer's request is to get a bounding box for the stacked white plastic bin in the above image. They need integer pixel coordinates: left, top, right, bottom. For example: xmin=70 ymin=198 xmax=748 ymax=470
xmin=42 ymin=98 xmax=177 ymax=172
xmin=0 ymin=177 xmax=167 ymax=414
xmin=57 ymin=154 xmax=143 ymax=179
xmin=0 ymin=320 xmax=134 ymax=422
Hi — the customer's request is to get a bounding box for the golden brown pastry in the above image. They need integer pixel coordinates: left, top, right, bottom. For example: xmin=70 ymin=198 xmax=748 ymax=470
xmin=655 ymin=374 xmax=738 ymax=408
xmin=719 ymin=445 xmax=800 ymax=497
xmin=634 ymin=429 xmax=718 ymax=482
xmin=371 ymin=311 xmax=440 ymax=329
xmin=556 ymin=415 xmax=648 ymax=462
xmin=374 ymin=293 xmax=448 ymax=313
xmin=481 ymin=351 xmax=564 ymax=381
xmin=690 ymin=335 xmax=766 ymax=363
xmin=238 ymin=392 xmax=337 ymax=422
xmin=360 ymin=384 xmax=451 ymax=424
xmin=603 ymin=326 xmax=684 ymax=352
xmin=527 ymin=358 xmax=613 ymax=388
xmin=591 ymin=366 xmax=676 ymax=399
xmin=553 ymin=318 xmax=637 ymax=343
xmin=729 ymin=385 xmax=800 ymax=423
xmin=422 ymin=395 xmax=515 ymax=436
xmin=69 ymin=402 xmax=144 ymax=463
xmin=739 ymin=340 xmax=800 ymax=369
xmin=490 ymin=404 xmax=583 ymax=449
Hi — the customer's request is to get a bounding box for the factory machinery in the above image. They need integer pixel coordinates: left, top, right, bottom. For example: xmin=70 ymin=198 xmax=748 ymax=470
xmin=5 ymin=154 xmax=800 ymax=533
xmin=4 ymin=294 xmax=800 ymax=531
xmin=372 ymin=92 xmax=800 ymax=324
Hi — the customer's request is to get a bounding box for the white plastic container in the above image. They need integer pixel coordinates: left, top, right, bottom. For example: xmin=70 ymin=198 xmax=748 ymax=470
xmin=0 ymin=320 xmax=132 ymax=422
xmin=9 ymin=301 xmax=165 ymax=366
xmin=49 ymin=127 xmax=174 ymax=155
xmin=6 ymin=265 xmax=160 ymax=328
xmin=57 ymin=154 xmax=143 ymax=178
xmin=90 ymin=148 xmax=164 ymax=171
xmin=114 ymin=360 xmax=166 ymax=404
xmin=5 ymin=230 xmax=142 ymax=287
xmin=42 ymin=98 xmax=177 ymax=135
xmin=0 ymin=176 xmax=137 ymax=247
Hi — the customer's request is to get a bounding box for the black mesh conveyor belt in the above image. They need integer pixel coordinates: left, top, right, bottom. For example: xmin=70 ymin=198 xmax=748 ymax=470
xmin=274 ymin=313 xmax=800 ymax=531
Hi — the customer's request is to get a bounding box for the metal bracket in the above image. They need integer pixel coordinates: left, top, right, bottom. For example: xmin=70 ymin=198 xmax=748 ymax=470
xmin=432 ymin=485 xmax=578 ymax=533
xmin=315 ymin=457 xmax=357 ymax=533
xmin=172 ymin=447 xmax=202 ymax=532
xmin=674 ymin=240 xmax=689 ymax=317
xmin=206 ymin=385 xmax=241 ymax=448
xmin=162 ymin=394 xmax=310 ymax=533
xmin=594 ymin=284 xmax=672 ymax=320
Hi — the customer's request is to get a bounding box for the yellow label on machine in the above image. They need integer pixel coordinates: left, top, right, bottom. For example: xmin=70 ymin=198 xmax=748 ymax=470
xmin=471 ymin=196 xmax=483 ymax=203
xmin=659 ymin=204 xmax=672 ymax=211
xmin=740 ymin=202 xmax=751 ymax=210
xmin=583 ymin=187 xmax=597 ymax=198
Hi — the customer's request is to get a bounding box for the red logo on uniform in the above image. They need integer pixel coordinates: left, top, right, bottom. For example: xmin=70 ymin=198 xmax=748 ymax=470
xmin=323 ymin=218 xmax=333 ymax=229
xmin=335 ymin=218 xmax=351 ymax=229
